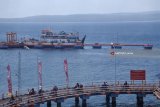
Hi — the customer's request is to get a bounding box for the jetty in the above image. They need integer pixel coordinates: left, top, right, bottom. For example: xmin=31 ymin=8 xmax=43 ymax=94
xmin=0 ymin=32 xmax=153 ymax=49
xmin=0 ymin=81 xmax=160 ymax=107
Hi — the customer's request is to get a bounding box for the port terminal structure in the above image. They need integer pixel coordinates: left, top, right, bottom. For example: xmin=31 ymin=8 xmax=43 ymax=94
xmin=0 ymin=80 xmax=160 ymax=107
xmin=0 ymin=32 xmax=153 ymax=49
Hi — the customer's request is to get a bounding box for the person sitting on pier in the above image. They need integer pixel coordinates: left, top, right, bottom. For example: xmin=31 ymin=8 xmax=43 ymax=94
xmin=123 ymin=81 xmax=129 ymax=89
xmin=29 ymin=88 xmax=36 ymax=95
xmin=38 ymin=87 xmax=44 ymax=94
xmin=52 ymin=86 xmax=58 ymax=96
xmin=79 ymin=84 xmax=83 ymax=89
xmin=74 ymin=83 xmax=80 ymax=89
xmin=11 ymin=94 xmax=15 ymax=100
xmin=9 ymin=94 xmax=15 ymax=103
xmin=101 ymin=82 xmax=108 ymax=90
xmin=79 ymin=84 xmax=84 ymax=93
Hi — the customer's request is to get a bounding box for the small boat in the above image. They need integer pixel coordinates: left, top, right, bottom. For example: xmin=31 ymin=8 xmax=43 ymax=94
xmin=92 ymin=43 xmax=102 ymax=49
xmin=144 ymin=44 xmax=153 ymax=49
xmin=111 ymin=43 xmax=122 ymax=49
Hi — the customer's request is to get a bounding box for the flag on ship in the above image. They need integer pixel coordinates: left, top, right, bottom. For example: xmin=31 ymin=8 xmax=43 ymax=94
xmin=7 ymin=64 xmax=12 ymax=96
xmin=64 ymin=59 xmax=69 ymax=83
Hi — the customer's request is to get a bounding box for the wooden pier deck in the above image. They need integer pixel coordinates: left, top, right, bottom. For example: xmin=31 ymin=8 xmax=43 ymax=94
xmin=0 ymin=81 xmax=159 ymax=107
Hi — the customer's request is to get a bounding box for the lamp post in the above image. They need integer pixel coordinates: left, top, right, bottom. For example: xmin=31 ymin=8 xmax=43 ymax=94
xmin=17 ymin=51 xmax=22 ymax=96
xmin=114 ymin=45 xmax=117 ymax=86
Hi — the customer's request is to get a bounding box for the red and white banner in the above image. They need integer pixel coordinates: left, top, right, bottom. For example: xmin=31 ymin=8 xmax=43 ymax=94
xmin=64 ymin=59 xmax=69 ymax=83
xmin=7 ymin=64 xmax=12 ymax=95
xmin=38 ymin=61 xmax=42 ymax=88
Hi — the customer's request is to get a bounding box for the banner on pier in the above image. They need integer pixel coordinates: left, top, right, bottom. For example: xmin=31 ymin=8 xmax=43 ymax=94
xmin=64 ymin=59 xmax=69 ymax=83
xmin=130 ymin=70 xmax=146 ymax=80
xmin=7 ymin=64 xmax=12 ymax=96
xmin=38 ymin=60 xmax=42 ymax=89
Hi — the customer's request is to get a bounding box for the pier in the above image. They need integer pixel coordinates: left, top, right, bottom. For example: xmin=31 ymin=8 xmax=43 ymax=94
xmin=84 ymin=43 xmax=153 ymax=49
xmin=0 ymin=32 xmax=153 ymax=49
xmin=0 ymin=81 xmax=160 ymax=107
xmin=0 ymin=42 xmax=153 ymax=49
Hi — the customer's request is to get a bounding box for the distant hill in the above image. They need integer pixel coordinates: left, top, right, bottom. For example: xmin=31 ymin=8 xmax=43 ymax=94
xmin=0 ymin=11 xmax=160 ymax=22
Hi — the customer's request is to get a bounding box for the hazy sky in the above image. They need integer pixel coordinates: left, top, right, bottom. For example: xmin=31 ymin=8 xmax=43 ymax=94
xmin=0 ymin=0 xmax=160 ymax=18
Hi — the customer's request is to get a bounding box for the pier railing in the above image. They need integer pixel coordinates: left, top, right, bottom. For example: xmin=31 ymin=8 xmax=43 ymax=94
xmin=0 ymin=80 xmax=159 ymax=107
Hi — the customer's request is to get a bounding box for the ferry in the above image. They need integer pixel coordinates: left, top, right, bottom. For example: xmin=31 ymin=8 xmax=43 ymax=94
xmin=19 ymin=30 xmax=86 ymax=49
xmin=39 ymin=30 xmax=86 ymax=49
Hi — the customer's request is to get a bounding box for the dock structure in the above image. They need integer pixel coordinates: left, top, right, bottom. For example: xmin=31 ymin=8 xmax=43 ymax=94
xmin=0 ymin=42 xmax=153 ymax=49
xmin=84 ymin=43 xmax=153 ymax=49
xmin=0 ymin=81 xmax=160 ymax=107
xmin=0 ymin=32 xmax=153 ymax=49
xmin=6 ymin=32 xmax=17 ymax=43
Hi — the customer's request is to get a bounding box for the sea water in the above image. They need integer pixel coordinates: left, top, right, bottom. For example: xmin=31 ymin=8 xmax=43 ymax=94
xmin=0 ymin=21 xmax=160 ymax=107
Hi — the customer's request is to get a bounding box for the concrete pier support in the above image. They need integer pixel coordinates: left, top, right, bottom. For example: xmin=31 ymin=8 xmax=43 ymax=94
xmin=110 ymin=93 xmax=118 ymax=107
xmin=55 ymin=98 xmax=64 ymax=107
xmin=82 ymin=99 xmax=87 ymax=107
xmin=47 ymin=100 xmax=51 ymax=107
xmin=80 ymin=95 xmax=89 ymax=107
xmin=75 ymin=97 xmax=79 ymax=107
xmin=57 ymin=102 xmax=61 ymax=107
xmin=137 ymin=96 xmax=143 ymax=107
xmin=106 ymin=94 xmax=110 ymax=107
xmin=112 ymin=97 xmax=116 ymax=107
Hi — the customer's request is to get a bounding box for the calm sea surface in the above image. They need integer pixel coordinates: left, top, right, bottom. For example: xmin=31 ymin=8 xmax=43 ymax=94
xmin=0 ymin=22 xmax=160 ymax=107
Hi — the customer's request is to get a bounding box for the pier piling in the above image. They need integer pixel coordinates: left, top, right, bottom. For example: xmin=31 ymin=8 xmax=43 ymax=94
xmin=47 ymin=100 xmax=51 ymax=107
xmin=82 ymin=99 xmax=87 ymax=107
xmin=55 ymin=98 xmax=64 ymax=107
xmin=75 ymin=97 xmax=79 ymax=107
xmin=80 ymin=95 xmax=89 ymax=107
xmin=57 ymin=102 xmax=61 ymax=107
xmin=106 ymin=94 xmax=110 ymax=107
xmin=137 ymin=96 xmax=144 ymax=107
xmin=111 ymin=97 xmax=116 ymax=107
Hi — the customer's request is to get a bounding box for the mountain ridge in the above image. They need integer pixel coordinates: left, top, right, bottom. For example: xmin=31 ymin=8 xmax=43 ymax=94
xmin=0 ymin=11 xmax=160 ymax=22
